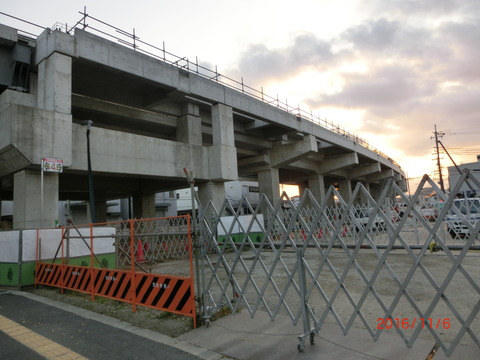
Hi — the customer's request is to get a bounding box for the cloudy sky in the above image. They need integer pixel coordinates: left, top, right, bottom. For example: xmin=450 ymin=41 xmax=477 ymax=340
xmin=2 ymin=0 xmax=480 ymax=190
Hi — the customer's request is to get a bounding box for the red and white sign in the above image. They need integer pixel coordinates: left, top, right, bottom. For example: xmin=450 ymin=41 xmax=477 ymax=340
xmin=42 ymin=157 xmax=63 ymax=173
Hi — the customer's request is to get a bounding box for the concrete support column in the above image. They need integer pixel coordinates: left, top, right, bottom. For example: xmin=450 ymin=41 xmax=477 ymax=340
xmin=209 ymin=104 xmax=237 ymax=181
xmin=13 ymin=169 xmax=59 ymax=228
xmin=132 ymin=193 xmax=156 ymax=219
xmin=212 ymin=103 xmax=234 ymax=147
xmin=353 ymin=181 xmax=369 ymax=205
xmin=177 ymin=103 xmax=202 ymax=146
xmin=198 ymin=181 xmax=225 ymax=212
xmin=95 ymin=201 xmax=107 ymax=223
xmin=369 ymin=183 xmax=381 ymax=202
xmin=37 ymin=52 xmax=72 ymax=113
xmin=308 ymin=174 xmax=326 ymax=202
xmin=338 ymin=179 xmax=352 ymax=203
xmin=258 ymin=168 xmax=280 ymax=208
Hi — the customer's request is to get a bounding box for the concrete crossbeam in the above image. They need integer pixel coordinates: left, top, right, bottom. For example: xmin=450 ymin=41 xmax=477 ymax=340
xmin=317 ymin=153 xmax=359 ymax=174
xmin=367 ymin=169 xmax=395 ymax=183
xmin=348 ymin=162 xmax=381 ymax=179
xmin=270 ymin=135 xmax=317 ymax=167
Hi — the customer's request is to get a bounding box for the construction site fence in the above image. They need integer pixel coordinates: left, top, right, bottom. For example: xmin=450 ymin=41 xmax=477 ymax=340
xmin=34 ymin=216 xmax=196 ymax=327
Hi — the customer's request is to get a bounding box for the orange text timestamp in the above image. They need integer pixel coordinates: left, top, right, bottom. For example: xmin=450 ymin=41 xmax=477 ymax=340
xmin=376 ymin=318 xmax=451 ymax=329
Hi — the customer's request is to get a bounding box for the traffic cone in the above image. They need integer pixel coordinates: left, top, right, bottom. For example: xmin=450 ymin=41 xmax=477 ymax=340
xmin=136 ymin=239 xmax=145 ymax=261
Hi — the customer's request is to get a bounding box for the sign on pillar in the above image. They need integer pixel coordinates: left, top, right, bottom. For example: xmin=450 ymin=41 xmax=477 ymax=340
xmin=42 ymin=157 xmax=64 ymax=173
xmin=41 ymin=157 xmax=63 ymax=227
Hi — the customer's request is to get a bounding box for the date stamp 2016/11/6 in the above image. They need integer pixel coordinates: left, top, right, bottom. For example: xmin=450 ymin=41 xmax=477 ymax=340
xmin=376 ymin=318 xmax=451 ymax=330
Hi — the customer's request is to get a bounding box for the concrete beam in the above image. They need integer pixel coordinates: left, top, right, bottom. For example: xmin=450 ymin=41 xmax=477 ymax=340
xmin=237 ymin=154 xmax=270 ymax=168
xmin=270 ymin=135 xmax=317 ymax=167
xmin=348 ymin=162 xmax=381 ymax=179
xmin=317 ymin=153 xmax=359 ymax=174
xmin=366 ymin=169 xmax=395 ymax=183
xmin=71 ymin=123 xmax=209 ymax=180
xmin=72 ymin=94 xmax=178 ymax=128
xmin=244 ymin=119 xmax=270 ymax=131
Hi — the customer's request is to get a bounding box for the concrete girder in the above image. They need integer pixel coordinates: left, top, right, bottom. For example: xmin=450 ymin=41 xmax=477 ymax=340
xmin=317 ymin=153 xmax=359 ymax=174
xmin=72 ymin=94 xmax=178 ymax=128
xmin=270 ymin=135 xmax=317 ymax=167
xmin=348 ymin=162 xmax=381 ymax=180
xmin=238 ymin=154 xmax=270 ymax=168
xmin=244 ymin=119 xmax=270 ymax=131
xmin=201 ymin=125 xmax=272 ymax=150
xmin=366 ymin=169 xmax=395 ymax=183
xmin=283 ymin=158 xmax=320 ymax=174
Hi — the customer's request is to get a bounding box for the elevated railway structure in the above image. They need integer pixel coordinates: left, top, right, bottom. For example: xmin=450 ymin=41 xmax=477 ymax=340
xmin=0 ymin=13 xmax=406 ymax=228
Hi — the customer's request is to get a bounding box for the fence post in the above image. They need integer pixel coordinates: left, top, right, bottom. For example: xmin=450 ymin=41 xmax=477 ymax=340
xmin=129 ymin=219 xmax=137 ymax=312
xmin=297 ymin=247 xmax=316 ymax=352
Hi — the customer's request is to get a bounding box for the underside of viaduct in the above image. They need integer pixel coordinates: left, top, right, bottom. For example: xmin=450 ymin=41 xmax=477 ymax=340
xmin=0 ymin=23 xmax=406 ymax=228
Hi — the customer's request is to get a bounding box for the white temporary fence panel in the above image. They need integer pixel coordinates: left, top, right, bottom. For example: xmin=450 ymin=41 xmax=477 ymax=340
xmin=36 ymin=227 xmax=116 ymax=260
xmin=217 ymin=214 xmax=264 ymax=236
xmin=0 ymin=231 xmax=20 ymax=262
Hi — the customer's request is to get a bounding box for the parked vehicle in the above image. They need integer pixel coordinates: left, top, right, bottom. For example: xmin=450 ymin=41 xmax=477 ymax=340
xmin=445 ymin=198 xmax=480 ymax=238
xmin=352 ymin=208 xmax=386 ymax=232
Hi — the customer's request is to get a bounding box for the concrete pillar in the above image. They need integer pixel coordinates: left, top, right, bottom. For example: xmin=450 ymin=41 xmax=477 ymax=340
xmin=37 ymin=52 xmax=72 ymax=113
xmin=132 ymin=193 xmax=156 ymax=219
xmin=369 ymin=183 xmax=381 ymax=202
xmin=212 ymin=103 xmax=234 ymax=147
xmin=308 ymin=174 xmax=326 ymax=202
xmin=198 ymin=181 xmax=225 ymax=212
xmin=258 ymin=168 xmax=280 ymax=208
xmin=95 ymin=201 xmax=107 ymax=223
xmin=209 ymin=104 xmax=237 ymax=181
xmin=13 ymin=169 xmax=59 ymax=228
xmin=338 ymin=179 xmax=352 ymax=203
xmin=177 ymin=103 xmax=202 ymax=146
xmin=354 ymin=181 xmax=369 ymax=205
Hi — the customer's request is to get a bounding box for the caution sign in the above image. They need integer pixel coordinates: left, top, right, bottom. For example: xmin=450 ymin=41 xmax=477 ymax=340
xmin=36 ymin=263 xmax=63 ymax=287
xmin=134 ymin=273 xmax=195 ymax=316
xmin=63 ymin=266 xmax=91 ymax=293
xmin=93 ymin=269 xmax=132 ymax=302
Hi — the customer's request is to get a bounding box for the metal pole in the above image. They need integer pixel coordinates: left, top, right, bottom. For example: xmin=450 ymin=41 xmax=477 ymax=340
xmin=41 ymin=158 xmax=44 ymax=227
xmin=85 ymin=120 xmax=96 ymax=223
xmin=184 ymin=168 xmax=205 ymax=324
xmin=297 ymin=247 xmax=314 ymax=352
xmin=434 ymin=125 xmax=445 ymax=192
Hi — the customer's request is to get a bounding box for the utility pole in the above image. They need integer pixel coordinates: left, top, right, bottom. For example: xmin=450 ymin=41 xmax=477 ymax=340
xmin=432 ymin=125 xmax=445 ymax=192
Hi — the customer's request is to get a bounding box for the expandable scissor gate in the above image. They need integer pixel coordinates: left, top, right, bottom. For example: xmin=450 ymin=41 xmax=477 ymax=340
xmin=35 ymin=216 xmax=196 ymax=327
xmin=196 ymin=172 xmax=479 ymax=356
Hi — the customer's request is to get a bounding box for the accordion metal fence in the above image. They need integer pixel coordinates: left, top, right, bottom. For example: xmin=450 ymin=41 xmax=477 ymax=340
xmin=194 ymin=171 xmax=480 ymax=356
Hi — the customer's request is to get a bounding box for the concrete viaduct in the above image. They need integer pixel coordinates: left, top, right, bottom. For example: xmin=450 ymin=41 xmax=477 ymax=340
xmin=0 ymin=22 xmax=406 ymax=229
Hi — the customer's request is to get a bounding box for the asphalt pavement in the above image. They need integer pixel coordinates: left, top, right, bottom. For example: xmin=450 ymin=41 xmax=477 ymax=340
xmin=0 ymin=289 xmax=478 ymax=360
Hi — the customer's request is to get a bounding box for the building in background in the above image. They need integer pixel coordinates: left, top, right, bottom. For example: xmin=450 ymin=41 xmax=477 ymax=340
xmin=448 ymin=155 xmax=480 ymax=197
